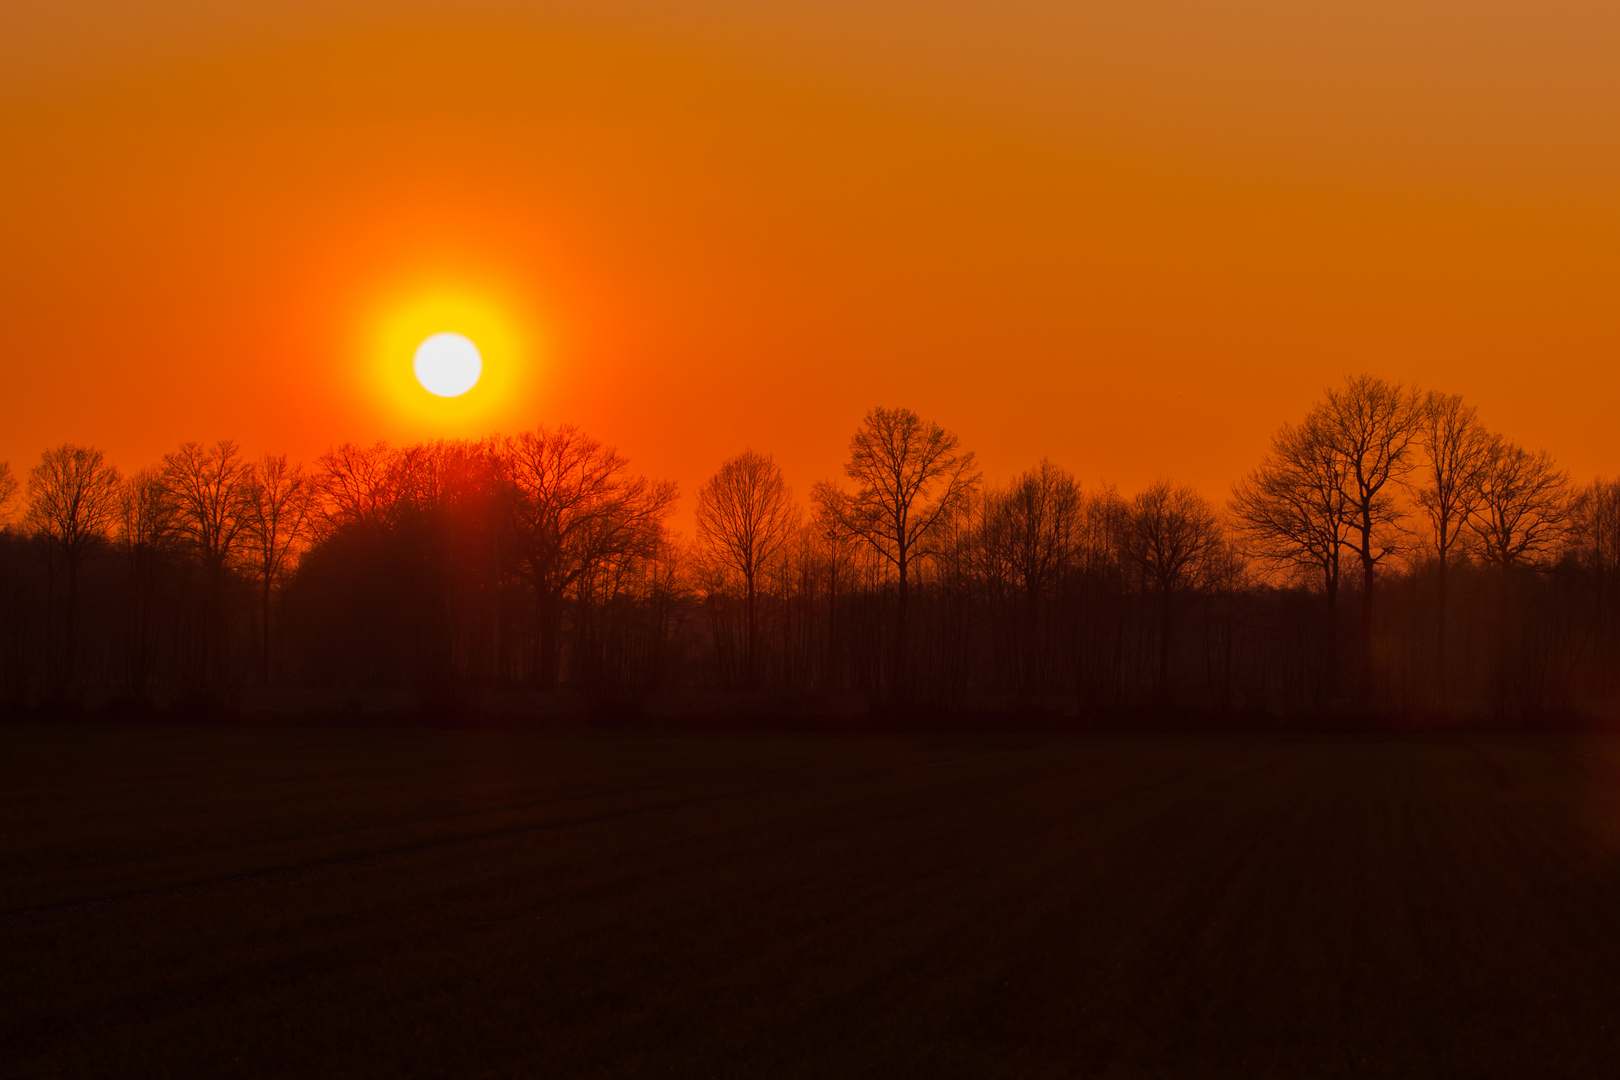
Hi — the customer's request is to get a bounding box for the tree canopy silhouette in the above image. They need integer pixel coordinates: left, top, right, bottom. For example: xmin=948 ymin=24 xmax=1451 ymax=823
xmin=696 ymin=450 xmax=800 ymax=688
xmin=837 ymin=406 xmax=980 ymax=703
xmin=504 ymin=425 xmax=677 ymax=687
xmin=26 ymin=444 xmax=121 ymax=696
xmin=1 ymin=384 xmax=1612 ymax=726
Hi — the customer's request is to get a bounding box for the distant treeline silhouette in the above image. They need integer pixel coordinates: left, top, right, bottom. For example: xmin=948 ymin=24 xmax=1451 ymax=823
xmin=3 ymin=374 xmax=1619 ymax=726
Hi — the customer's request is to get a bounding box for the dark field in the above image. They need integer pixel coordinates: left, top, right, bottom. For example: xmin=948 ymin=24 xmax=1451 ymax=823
xmin=5 ymin=726 xmax=1620 ymax=1078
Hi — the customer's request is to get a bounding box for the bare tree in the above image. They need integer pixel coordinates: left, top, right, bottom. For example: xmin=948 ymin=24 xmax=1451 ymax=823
xmin=838 ymin=407 xmax=980 ymax=704
xmin=1571 ymin=478 xmax=1620 ymax=649
xmin=1315 ymin=375 xmax=1423 ymax=690
xmin=1043 ymin=483 xmax=1132 ymax=707
xmin=1464 ymin=438 xmax=1571 ymax=710
xmin=394 ymin=440 xmax=498 ymax=517
xmin=26 ymin=444 xmax=122 ymax=694
xmin=117 ymin=468 xmax=176 ymax=698
xmin=161 ymin=440 xmax=251 ymax=688
xmin=981 ymin=459 xmax=1081 ymax=705
xmin=503 ymin=425 xmax=677 ymax=686
xmin=695 ymin=450 xmax=800 ymax=687
xmin=315 ymin=441 xmax=407 ymax=533
xmin=1230 ymin=413 xmax=1352 ymax=691
xmin=1468 ymin=437 xmax=1570 ymax=572
xmin=1125 ymin=480 xmax=1223 ymax=700
xmin=242 ymin=454 xmax=315 ymax=685
xmin=810 ymin=480 xmax=859 ymax=685
xmin=0 ymin=462 xmax=17 ymax=524
xmin=118 ymin=468 xmax=174 ymax=550
xmin=162 ymin=441 xmax=250 ymax=570
xmin=1572 ymin=479 xmax=1620 ymax=574
xmin=1414 ymin=392 xmax=1492 ymax=677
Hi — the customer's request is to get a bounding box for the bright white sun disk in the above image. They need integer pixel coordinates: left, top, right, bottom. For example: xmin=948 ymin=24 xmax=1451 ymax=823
xmin=414 ymin=332 xmax=482 ymax=397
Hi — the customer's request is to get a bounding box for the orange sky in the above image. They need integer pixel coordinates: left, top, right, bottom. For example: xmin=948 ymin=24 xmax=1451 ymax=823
xmin=4 ymin=1 xmax=1619 ymax=527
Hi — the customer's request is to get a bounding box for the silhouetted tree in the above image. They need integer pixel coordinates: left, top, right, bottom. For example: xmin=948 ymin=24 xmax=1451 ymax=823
xmin=162 ymin=441 xmax=250 ymax=566
xmin=810 ymin=480 xmax=859 ymax=688
xmin=695 ymin=450 xmax=800 ymax=687
xmin=413 ymin=440 xmax=510 ymax=699
xmin=1571 ymin=478 xmax=1620 ymax=664
xmin=1466 ymin=437 xmax=1572 ymax=712
xmin=1469 ymin=437 xmax=1570 ymax=572
xmin=981 ymin=459 xmax=1081 ymax=706
xmin=316 ymin=441 xmax=408 ymax=533
xmin=26 ymin=444 xmax=121 ymax=696
xmin=1230 ymin=413 xmax=1350 ymax=695
xmin=503 ymin=425 xmax=677 ymax=686
xmin=161 ymin=440 xmax=250 ymax=690
xmin=1414 ymin=392 xmax=1491 ymax=684
xmin=837 ymin=407 xmax=979 ymax=704
xmin=1316 ymin=375 xmax=1422 ymax=692
xmin=0 ymin=462 xmax=16 ymax=523
xmin=116 ymin=468 xmax=176 ymax=698
xmin=1199 ymin=537 xmax=1247 ymax=710
xmin=1125 ymin=480 xmax=1222 ymax=701
xmin=242 ymin=454 xmax=314 ymax=685
xmin=1068 ymin=485 xmax=1131 ymax=706
xmin=1572 ymin=481 xmax=1620 ymax=570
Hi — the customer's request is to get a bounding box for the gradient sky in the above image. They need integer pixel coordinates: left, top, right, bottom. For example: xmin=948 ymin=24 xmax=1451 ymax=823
xmin=4 ymin=1 xmax=1618 ymax=523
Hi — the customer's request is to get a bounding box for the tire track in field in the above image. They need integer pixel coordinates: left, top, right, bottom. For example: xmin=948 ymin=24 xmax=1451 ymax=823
xmin=0 ymin=746 xmax=1024 ymax=927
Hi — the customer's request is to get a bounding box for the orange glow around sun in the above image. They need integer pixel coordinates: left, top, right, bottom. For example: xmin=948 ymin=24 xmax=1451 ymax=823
xmin=356 ymin=275 xmax=541 ymax=438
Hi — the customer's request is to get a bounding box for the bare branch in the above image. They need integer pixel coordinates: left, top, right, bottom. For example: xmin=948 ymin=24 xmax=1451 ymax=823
xmin=1468 ymin=436 xmax=1571 ymax=571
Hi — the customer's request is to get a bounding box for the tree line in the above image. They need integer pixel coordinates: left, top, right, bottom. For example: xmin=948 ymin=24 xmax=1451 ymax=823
xmin=3 ymin=374 xmax=1619 ymax=725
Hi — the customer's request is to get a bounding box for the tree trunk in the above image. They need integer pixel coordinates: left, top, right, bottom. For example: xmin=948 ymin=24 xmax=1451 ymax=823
xmin=744 ymin=571 xmax=757 ymax=689
xmin=825 ymin=568 xmax=839 ymax=692
xmin=536 ymin=592 xmax=562 ymax=689
xmin=62 ymin=552 xmax=78 ymax=700
xmin=262 ymin=572 xmax=274 ymax=686
xmin=1156 ymin=587 xmax=1173 ymax=704
xmin=1018 ymin=586 xmax=1039 ymax=710
xmin=893 ymin=553 xmax=910 ymax=707
xmin=1359 ymin=552 xmax=1377 ymax=698
xmin=1435 ymin=558 xmax=1449 ymax=703
xmin=1324 ymin=579 xmax=1339 ymax=701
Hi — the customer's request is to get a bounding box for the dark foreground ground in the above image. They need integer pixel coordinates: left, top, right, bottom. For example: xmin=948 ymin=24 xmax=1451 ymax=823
xmin=5 ymin=725 xmax=1620 ymax=1078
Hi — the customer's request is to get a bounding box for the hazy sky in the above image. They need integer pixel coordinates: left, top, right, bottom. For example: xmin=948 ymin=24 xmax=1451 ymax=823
xmin=5 ymin=1 xmax=1618 ymax=519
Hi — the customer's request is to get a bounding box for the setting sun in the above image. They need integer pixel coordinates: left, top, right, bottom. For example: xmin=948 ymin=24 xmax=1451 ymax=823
xmin=355 ymin=275 xmax=542 ymax=435
xmin=414 ymin=332 xmax=482 ymax=397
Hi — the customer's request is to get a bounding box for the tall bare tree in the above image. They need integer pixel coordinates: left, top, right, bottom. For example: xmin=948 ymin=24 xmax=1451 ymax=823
xmin=242 ymin=454 xmax=315 ymax=685
xmin=117 ymin=468 xmax=176 ymax=697
xmin=810 ymin=480 xmax=859 ymax=685
xmin=1230 ymin=413 xmax=1351 ymax=692
xmin=1571 ymin=478 xmax=1620 ymax=650
xmin=1068 ymin=484 xmax=1132 ymax=704
xmin=0 ymin=462 xmax=17 ymax=524
xmin=1467 ymin=437 xmax=1571 ymax=709
xmin=1468 ymin=437 xmax=1570 ymax=572
xmin=1126 ymin=480 xmax=1223 ymax=700
xmin=162 ymin=440 xmax=251 ymax=688
xmin=838 ymin=407 xmax=979 ymax=704
xmin=503 ymin=425 xmax=677 ymax=686
xmin=1414 ymin=392 xmax=1491 ymax=678
xmin=1572 ymin=480 xmax=1620 ymax=575
xmin=1315 ymin=375 xmax=1423 ymax=690
xmin=162 ymin=441 xmax=250 ymax=570
xmin=981 ymin=459 xmax=1081 ymax=705
xmin=26 ymin=444 xmax=122 ymax=694
xmin=696 ymin=450 xmax=800 ymax=687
